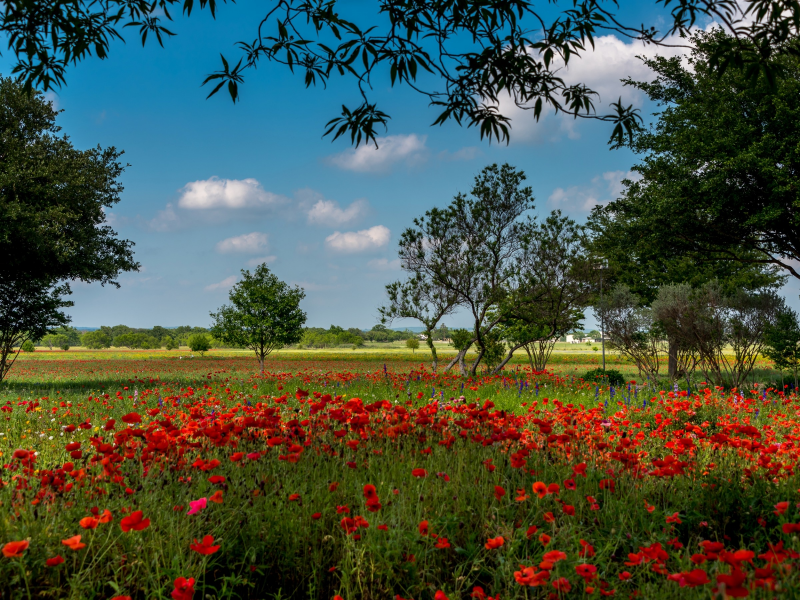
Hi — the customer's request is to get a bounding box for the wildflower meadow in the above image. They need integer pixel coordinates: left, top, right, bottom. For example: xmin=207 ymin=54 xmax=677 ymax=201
xmin=1 ymin=352 xmax=798 ymax=599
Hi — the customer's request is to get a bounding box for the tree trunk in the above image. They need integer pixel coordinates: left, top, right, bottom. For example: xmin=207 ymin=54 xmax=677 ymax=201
xmin=491 ymin=343 xmax=525 ymax=375
xmin=668 ymin=337 xmax=678 ymax=380
xmin=425 ymin=329 xmax=438 ymax=372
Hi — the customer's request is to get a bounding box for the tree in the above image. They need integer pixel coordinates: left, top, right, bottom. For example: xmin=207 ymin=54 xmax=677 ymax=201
xmin=763 ymin=308 xmax=800 ymax=390
xmin=187 ymin=333 xmax=211 ymax=356
xmin=0 ymin=278 xmax=69 ymax=382
xmin=0 ymin=76 xmax=137 ymax=380
xmin=491 ymin=210 xmax=598 ymax=374
xmin=399 ymin=164 xmax=535 ymax=376
xmin=81 ymin=330 xmax=111 ymax=349
xmin=594 ymin=284 xmax=665 ymax=383
xmin=20 ymin=340 xmax=34 ymax=352
xmin=164 ymin=336 xmax=179 ymax=350
xmin=593 ymin=30 xmax=800 ymax=290
xmin=210 ymin=264 xmax=306 ymax=372
xmin=406 ymin=337 xmax=420 ymax=353
xmin=3 ymin=2 xmax=797 ymax=149
xmin=380 ymin=274 xmax=458 ymax=372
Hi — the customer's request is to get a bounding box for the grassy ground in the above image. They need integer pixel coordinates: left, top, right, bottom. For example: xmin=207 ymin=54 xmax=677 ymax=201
xmin=0 ymin=351 xmax=795 ymax=599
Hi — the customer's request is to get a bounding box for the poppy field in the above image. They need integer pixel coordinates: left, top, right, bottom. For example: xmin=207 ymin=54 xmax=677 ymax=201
xmin=1 ymin=354 xmax=799 ymax=599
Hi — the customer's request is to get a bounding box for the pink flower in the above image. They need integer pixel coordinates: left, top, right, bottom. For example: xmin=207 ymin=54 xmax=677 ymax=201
xmin=187 ymin=498 xmax=207 ymax=516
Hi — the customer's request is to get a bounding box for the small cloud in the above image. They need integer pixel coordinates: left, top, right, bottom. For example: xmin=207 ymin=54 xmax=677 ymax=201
xmin=247 ymin=255 xmax=277 ymax=267
xmin=307 ymin=198 xmax=370 ymax=227
xmin=438 ymin=146 xmax=480 ymax=161
xmin=216 ymin=232 xmax=270 ymax=254
xmin=205 ymin=275 xmax=237 ymax=292
xmin=325 ymin=225 xmax=391 ymax=253
xmin=367 ymin=258 xmax=402 ymax=271
xmin=147 ymin=203 xmax=181 ymax=232
xmin=548 ymin=170 xmax=641 ymax=213
xmin=179 ymin=176 xmax=285 ymax=210
xmin=42 ymin=91 xmax=60 ymax=111
xmin=326 ymin=134 xmax=427 ymax=173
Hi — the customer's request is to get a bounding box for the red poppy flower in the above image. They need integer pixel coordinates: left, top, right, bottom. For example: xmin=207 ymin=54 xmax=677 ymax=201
xmin=80 ymin=516 xmax=99 ymax=529
xmin=46 ymin=555 xmax=64 ymax=567
xmin=62 ymin=535 xmax=86 ymax=551
xmin=435 ymin=537 xmax=451 ymax=549
xmin=774 ymin=501 xmax=789 ymax=516
xmin=120 ymin=510 xmax=150 ymax=532
xmin=434 ymin=591 xmax=449 ymax=600
xmin=526 ymin=525 xmax=538 ymax=539
xmin=2 ymin=540 xmax=29 ymax=558
xmin=576 ymin=564 xmax=597 ymax=581
xmin=190 ymin=535 xmax=221 ymax=555
xmin=539 ymin=534 xmax=551 ymax=546
xmin=562 ymin=505 xmax=575 ymax=516
xmin=121 ymin=412 xmax=142 ymax=424
xmin=329 ymin=482 xmax=340 ymax=492
xmin=619 ymin=571 xmax=632 ymax=581
xmin=563 ymin=478 xmax=576 ymax=491
xmin=419 ymin=520 xmax=429 ymax=536
xmin=209 ymin=491 xmax=224 ymax=504
xmin=547 ymin=483 xmax=560 ymax=495
xmin=363 ymin=484 xmax=378 ymax=501
xmin=579 ymin=539 xmax=595 ymax=558
xmin=207 ymin=475 xmax=226 ymax=485
xmin=288 ymin=493 xmax=300 ymax=502
xmin=171 ymin=577 xmax=195 ymax=600
xmin=532 ymin=482 xmax=548 ymax=498
xmin=485 ymin=536 xmax=504 ymax=550
xmin=412 ymin=468 xmax=428 ymax=478
xmin=493 ymin=486 xmax=506 ymax=501
xmin=111 ymin=597 xmax=132 ymax=600
xmin=551 ymin=577 xmax=571 ymax=593
xmin=666 ymin=512 xmax=682 ymax=524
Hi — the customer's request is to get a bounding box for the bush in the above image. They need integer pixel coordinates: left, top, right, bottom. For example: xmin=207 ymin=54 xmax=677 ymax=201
xmin=583 ymin=368 xmax=625 ymax=386
xmin=187 ymin=333 xmax=211 ymax=356
xmin=164 ymin=336 xmax=178 ymax=350
xmin=21 ymin=340 xmax=35 ymax=352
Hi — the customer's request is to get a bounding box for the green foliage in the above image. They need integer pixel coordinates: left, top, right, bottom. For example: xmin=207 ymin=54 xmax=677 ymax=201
xmin=81 ymin=329 xmax=111 ymax=349
xmin=210 ymin=264 xmax=306 ymax=371
xmin=449 ymin=329 xmax=473 ymax=352
xmin=583 ymin=368 xmax=625 ymax=386
xmin=763 ymin=308 xmax=800 ymax=387
xmin=590 ymin=30 xmax=799 ymax=292
xmin=405 ymin=337 xmax=419 ymax=353
xmin=20 ymin=340 xmax=35 ymax=352
xmin=164 ymin=336 xmax=179 ymax=350
xmin=187 ymin=333 xmax=211 ymax=356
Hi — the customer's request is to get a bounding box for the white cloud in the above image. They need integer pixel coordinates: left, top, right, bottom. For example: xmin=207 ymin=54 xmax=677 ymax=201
xmin=367 ymin=258 xmax=402 ymax=271
xmin=499 ymin=34 xmax=687 ymax=143
xmin=325 ymin=225 xmax=391 ymax=253
xmin=548 ymin=170 xmax=641 ymax=213
xmin=147 ymin=203 xmax=180 ymax=232
xmin=326 ymin=134 xmax=428 ymax=173
xmin=178 ymin=176 xmax=285 ymax=210
xmin=205 ymin=275 xmax=237 ymax=292
xmin=307 ymin=198 xmax=369 ymax=227
xmin=438 ymin=146 xmax=480 ymax=161
xmin=216 ymin=232 xmax=270 ymax=254
xmin=247 ymin=255 xmax=277 ymax=267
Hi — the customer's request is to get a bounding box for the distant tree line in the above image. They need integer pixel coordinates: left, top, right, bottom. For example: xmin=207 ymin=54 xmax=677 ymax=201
xmin=299 ymin=324 xmax=440 ymax=349
xmin=30 ymin=325 xmax=233 ymax=351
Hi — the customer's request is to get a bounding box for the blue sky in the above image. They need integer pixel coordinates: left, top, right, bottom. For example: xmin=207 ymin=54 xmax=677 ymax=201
xmin=3 ymin=1 xmax=798 ymax=330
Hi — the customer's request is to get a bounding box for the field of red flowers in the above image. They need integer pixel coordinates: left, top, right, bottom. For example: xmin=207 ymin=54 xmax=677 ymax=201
xmin=1 ymin=355 xmax=799 ymax=599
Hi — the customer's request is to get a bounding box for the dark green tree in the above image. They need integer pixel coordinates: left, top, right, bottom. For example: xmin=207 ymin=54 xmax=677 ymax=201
xmin=0 ymin=278 xmax=70 ymax=382
xmin=81 ymin=329 xmax=111 ymax=349
xmin=591 ymin=30 xmax=799 ymax=285
xmin=210 ymin=264 xmax=306 ymax=372
xmin=0 ymin=76 xmax=137 ymax=381
xmin=763 ymin=308 xmax=800 ymax=390
xmin=187 ymin=333 xmax=211 ymax=356
xmin=6 ymin=2 xmax=798 ymax=147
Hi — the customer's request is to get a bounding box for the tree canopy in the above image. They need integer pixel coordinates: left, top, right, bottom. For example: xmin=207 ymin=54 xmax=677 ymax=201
xmin=210 ymin=264 xmax=306 ymax=371
xmin=4 ymin=1 xmax=800 ymax=146
xmin=590 ymin=30 xmax=800 ymax=286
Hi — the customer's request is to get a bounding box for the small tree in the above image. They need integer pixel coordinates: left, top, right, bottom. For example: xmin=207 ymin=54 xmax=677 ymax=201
xmin=164 ymin=336 xmax=178 ymax=350
xmin=448 ymin=329 xmax=474 ymax=376
xmin=21 ymin=340 xmax=35 ymax=352
xmin=406 ymin=337 xmax=420 ymax=353
xmin=210 ymin=264 xmax=306 ymax=372
xmin=763 ymin=308 xmax=800 ymax=391
xmin=81 ymin=330 xmax=111 ymax=349
xmin=187 ymin=333 xmax=211 ymax=356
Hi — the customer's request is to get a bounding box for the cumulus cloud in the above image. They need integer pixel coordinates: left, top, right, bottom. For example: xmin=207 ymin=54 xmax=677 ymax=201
xmin=326 ymin=134 xmax=428 ymax=173
xmin=247 ymin=255 xmax=277 ymax=267
xmin=367 ymin=258 xmax=402 ymax=271
xmin=205 ymin=275 xmax=237 ymax=292
xmin=178 ymin=176 xmax=285 ymax=210
xmin=325 ymin=225 xmax=391 ymax=253
xmin=548 ymin=170 xmax=641 ymax=213
xmin=216 ymin=232 xmax=270 ymax=254
xmin=307 ymin=198 xmax=370 ymax=227
xmin=499 ymin=34 xmax=687 ymax=143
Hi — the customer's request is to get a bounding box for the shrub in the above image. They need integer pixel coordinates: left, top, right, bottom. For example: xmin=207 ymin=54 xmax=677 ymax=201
xmin=21 ymin=340 xmax=35 ymax=352
xmin=187 ymin=333 xmax=211 ymax=356
xmin=583 ymin=368 xmax=625 ymax=386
